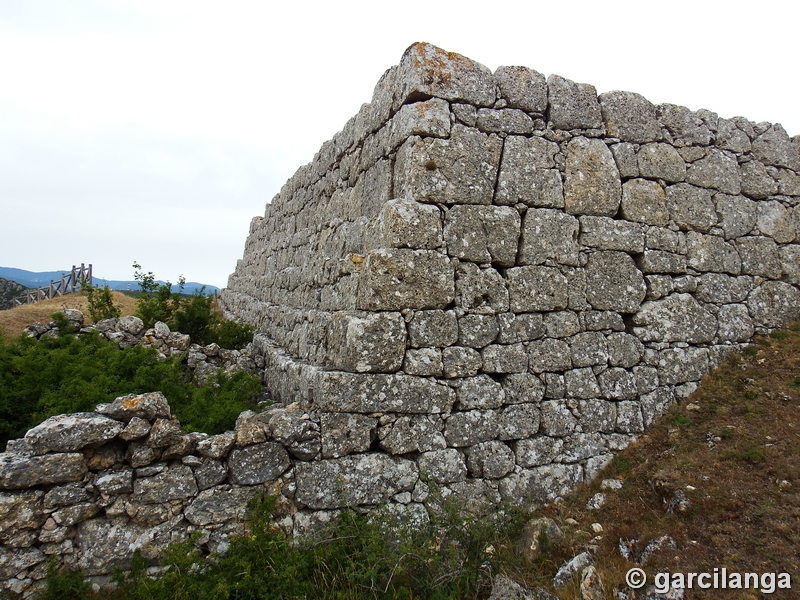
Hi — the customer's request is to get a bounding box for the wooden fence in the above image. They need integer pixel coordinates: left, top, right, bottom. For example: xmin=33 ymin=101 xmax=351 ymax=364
xmin=12 ymin=264 xmax=93 ymax=306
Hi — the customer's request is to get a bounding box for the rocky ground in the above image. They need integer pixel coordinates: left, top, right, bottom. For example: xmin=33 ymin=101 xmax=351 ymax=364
xmin=0 ymin=278 xmax=28 ymax=311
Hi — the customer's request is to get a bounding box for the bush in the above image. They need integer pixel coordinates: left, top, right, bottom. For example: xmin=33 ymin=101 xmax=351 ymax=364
xmin=84 ymin=281 xmax=121 ymax=322
xmin=132 ymin=262 xmax=182 ymax=328
xmin=0 ymin=331 xmax=262 ymax=447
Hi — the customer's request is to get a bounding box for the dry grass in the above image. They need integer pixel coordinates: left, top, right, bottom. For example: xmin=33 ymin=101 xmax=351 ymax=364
xmin=0 ymin=291 xmax=138 ymax=339
xmin=500 ymin=320 xmax=800 ymax=599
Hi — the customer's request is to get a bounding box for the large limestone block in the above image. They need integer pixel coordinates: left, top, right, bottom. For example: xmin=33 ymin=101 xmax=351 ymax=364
xmin=316 ymin=372 xmax=455 ymax=414
xmin=356 ymin=248 xmax=454 ymax=310
xmin=756 ymin=200 xmax=795 ymax=243
xmin=75 ymin=519 xmax=145 ymax=576
xmin=465 ymin=440 xmax=515 ymax=479
xmin=584 ymin=252 xmax=646 ymax=313
xmin=133 ymin=465 xmax=198 ymax=503
xmin=665 ymin=183 xmax=717 ymax=232
xmin=495 ymin=136 xmax=563 ymax=208
xmin=443 ymin=409 xmax=499 ymax=447
xmin=599 ymin=91 xmax=661 ymax=143
xmin=227 ymin=443 xmax=291 ymax=486
xmin=746 ymin=281 xmax=800 ymax=328
xmin=620 ymin=179 xmax=669 ymax=226
xmin=519 ymin=208 xmax=580 ymax=266
xmin=378 ymin=415 xmax=446 ymax=454
xmin=499 ymin=463 xmax=583 ymax=507
xmin=507 ymin=266 xmax=569 ymax=312
xmin=184 ymin=485 xmax=261 ymax=527
xmin=97 ymin=391 xmax=171 ymax=422
xmin=327 ymin=311 xmax=406 ymax=373
xmin=295 ymin=454 xmax=418 ymax=509
xmin=376 ymin=198 xmax=442 ymax=250
xmin=547 ymin=74 xmax=603 ymax=130
xmin=390 ymin=97 xmax=451 ymax=148
xmin=685 ymin=149 xmax=741 ymax=195
xmin=637 ymin=143 xmax=685 ymax=182
xmin=716 ymin=304 xmax=754 ymax=342
xmin=0 ymin=453 xmax=86 ymax=490
xmin=417 ymin=448 xmax=467 ymax=484
xmin=321 ymin=413 xmax=377 ymax=458
xmin=751 ymin=124 xmax=800 ymax=171
xmin=715 ymin=193 xmax=757 ymax=239
xmin=0 ymin=490 xmax=44 ymax=541
xmin=736 ymin=236 xmax=782 ymax=279
xmin=24 ymin=413 xmax=123 ymax=455
xmin=578 ymin=216 xmax=644 ymax=253
xmin=444 ymin=204 xmax=521 ymax=266
xmin=394 ymin=125 xmax=502 ymax=205
xmin=656 ymin=347 xmax=709 ymax=385
xmin=563 ymin=137 xmax=621 ymax=216
xmin=656 ymin=104 xmax=714 ymax=145
xmin=494 ymin=66 xmax=548 ymax=113
xmin=475 ymin=108 xmax=534 ymax=134
xmin=408 ymin=309 xmax=458 ymax=347
xmin=455 ymin=263 xmax=509 ymax=312
xmin=632 ymin=293 xmax=717 ymax=343
xmin=685 ymin=232 xmax=741 ymax=274
xmin=528 ymin=338 xmax=572 ymax=373
xmin=740 ymin=160 xmax=778 ymax=199
xmin=394 ymin=42 xmax=496 ymax=109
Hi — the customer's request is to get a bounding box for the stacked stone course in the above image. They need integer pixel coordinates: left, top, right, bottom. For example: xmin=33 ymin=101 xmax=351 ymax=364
xmin=2 ymin=42 xmax=800 ymax=594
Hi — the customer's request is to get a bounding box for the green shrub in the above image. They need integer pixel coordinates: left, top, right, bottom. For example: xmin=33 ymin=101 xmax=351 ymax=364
xmin=84 ymin=281 xmax=121 ymax=322
xmin=208 ymin=319 xmax=254 ymax=350
xmin=132 ymin=262 xmax=182 ymax=328
xmin=39 ymin=558 xmax=92 ymax=600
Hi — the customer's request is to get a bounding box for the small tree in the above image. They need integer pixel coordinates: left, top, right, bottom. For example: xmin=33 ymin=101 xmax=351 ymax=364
xmin=83 ymin=281 xmax=121 ymax=322
xmin=132 ymin=262 xmax=184 ymax=328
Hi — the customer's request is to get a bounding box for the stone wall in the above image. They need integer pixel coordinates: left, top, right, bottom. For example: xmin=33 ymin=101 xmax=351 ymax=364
xmin=221 ymin=40 xmax=800 ymax=510
xmin=2 ymin=42 xmax=800 ymax=595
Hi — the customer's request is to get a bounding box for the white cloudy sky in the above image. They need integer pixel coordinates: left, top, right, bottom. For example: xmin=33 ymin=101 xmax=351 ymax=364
xmin=2 ymin=0 xmax=798 ymax=288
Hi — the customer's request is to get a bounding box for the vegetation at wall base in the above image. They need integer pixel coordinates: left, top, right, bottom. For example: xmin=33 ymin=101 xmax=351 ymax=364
xmin=84 ymin=281 xmax=122 ymax=322
xmin=0 ymin=328 xmax=262 ymax=447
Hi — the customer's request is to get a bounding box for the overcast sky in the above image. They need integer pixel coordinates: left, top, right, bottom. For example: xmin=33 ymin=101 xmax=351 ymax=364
xmin=2 ymin=1 xmax=798 ymax=288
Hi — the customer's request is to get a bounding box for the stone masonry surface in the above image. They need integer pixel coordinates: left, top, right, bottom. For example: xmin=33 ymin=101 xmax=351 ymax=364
xmin=2 ymin=42 xmax=800 ymax=595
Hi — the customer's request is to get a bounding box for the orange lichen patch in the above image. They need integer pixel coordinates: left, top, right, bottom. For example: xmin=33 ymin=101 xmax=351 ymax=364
xmin=122 ymin=396 xmax=144 ymax=410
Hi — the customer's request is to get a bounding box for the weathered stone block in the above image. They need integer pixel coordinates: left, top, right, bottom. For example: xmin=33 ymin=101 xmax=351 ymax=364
xmin=780 ymin=245 xmax=800 ymax=285
xmin=547 ymin=74 xmax=603 ymax=130
xmin=715 ymin=193 xmax=757 ymax=239
xmin=185 ymin=486 xmax=260 ymax=527
xmin=564 ymin=137 xmax=621 ymax=216
xmin=716 ymin=304 xmax=754 ymax=342
xmin=519 ymin=208 xmax=580 ymax=266
xmin=751 ymin=124 xmax=800 ymax=171
xmin=455 ymin=374 xmax=505 ymax=409
xmin=443 ymin=410 xmax=499 ymax=447
xmin=569 ymin=332 xmax=608 ymax=367
xmin=408 ymin=309 xmax=458 ymax=348
xmin=756 ymin=200 xmax=795 ymax=243
xmin=465 ymin=441 xmax=514 ymax=479
xmin=632 ymin=293 xmax=717 ymax=343
xmin=475 ymin=108 xmax=534 ymax=134
xmin=611 ymin=142 xmax=639 ymax=178
xmin=295 ymin=454 xmax=418 ymax=509
xmin=539 ymin=401 xmax=579 ymax=437
xmin=528 ymin=338 xmax=572 ymax=373
xmin=497 ymin=403 xmax=540 ymax=440
xmin=481 ymin=343 xmax=528 ymax=373
xmin=577 ymin=399 xmax=616 ymax=433
xmin=356 ymin=249 xmax=454 ymax=310
xmin=96 ymin=391 xmax=171 ymax=423
xmin=227 ymin=443 xmax=291 ymax=486
xmin=636 ymin=250 xmax=687 ymax=274
xmin=746 ymin=281 xmax=800 ymax=328
xmin=494 ymin=66 xmax=548 ymax=113
xmin=496 ymin=312 xmax=545 ymax=343
xmin=694 ymin=273 xmax=752 ymax=304
xmin=564 ymin=368 xmax=601 ymax=399
xmin=685 ymin=149 xmax=741 ymax=195
xmin=665 ymin=183 xmax=717 ymax=232
xmin=620 ymin=179 xmax=669 ymax=226
xmin=379 ymin=416 xmax=446 ymax=455
xmin=606 ymin=332 xmax=644 ymax=368
xmin=656 ymin=104 xmax=714 ymax=145
xmin=578 ymin=216 xmax=644 ymax=253
xmin=458 ymin=313 xmax=498 ymax=348
xmin=417 ymin=448 xmax=467 ymax=484
xmin=615 ymin=402 xmax=644 ymax=433
xmin=598 ymin=368 xmax=638 ymax=400
xmin=0 ymin=453 xmax=86 ymax=490
xmin=656 ymin=347 xmax=709 ymax=385
xmin=321 ymin=413 xmax=377 ymax=459
xmin=514 ymin=436 xmax=564 ymax=468
xmin=740 ymin=161 xmax=777 ymax=200
xmin=686 ymin=232 xmax=741 ymax=274
xmin=390 ymin=98 xmax=451 ymax=148
xmin=455 ymin=263 xmax=509 ymax=312
xmin=637 ymin=143 xmax=685 ymax=182
xmin=133 ymin=465 xmax=198 ymax=504
xmin=501 ymin=373 xmax=545 ymax=404
xmin=736 ymin=236 xmax=783 ymax=279
xmin=495 ymin=136 xmax=563 ymax=207
xmin=599 ymin=91 xmax=661 ymax=143
xmin=376 ymin=198 xmax=442 ymax=250
xmin=403 ymin=348 xmax=443 ymax=376
xmin=585 ymin=252 xmax=646 ymax=313
xmin=499 ymin=463 xmax=583 ymax=507
xmin=24 ymin=413 xmax=123 ymax=455
xmin=394 ymin=42 xmax=496 ymax=109
xmin=327 ymin=311 xmax=406 ymax=373
xmin=316 ymin=372 xmax=455 ymax=414
xmin=394 ymin=125 xmax=502 ymax=205
xmin=444 ymin=205 xmax=520 ymax=266
xmin=441 ymin=346 xmax=482 ymax=378
xmin=507 ymin=266 xmax=569 ymax=312
xmin=543 ymin=310 xmax=581 ymax=338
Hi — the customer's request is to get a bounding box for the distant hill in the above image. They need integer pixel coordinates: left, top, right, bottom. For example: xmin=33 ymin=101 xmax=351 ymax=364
xmin=0 ymin=267 xmax=220 ymax=296
xmin=0 ymin=277 xmax=29 ymax=310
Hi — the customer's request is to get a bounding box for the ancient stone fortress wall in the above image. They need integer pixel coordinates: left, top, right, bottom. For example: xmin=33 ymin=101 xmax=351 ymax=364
xmin=2 ymin=42 xmax=800 ymax=595
xmin=222 ymin=41 xmax=800 ymax=507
